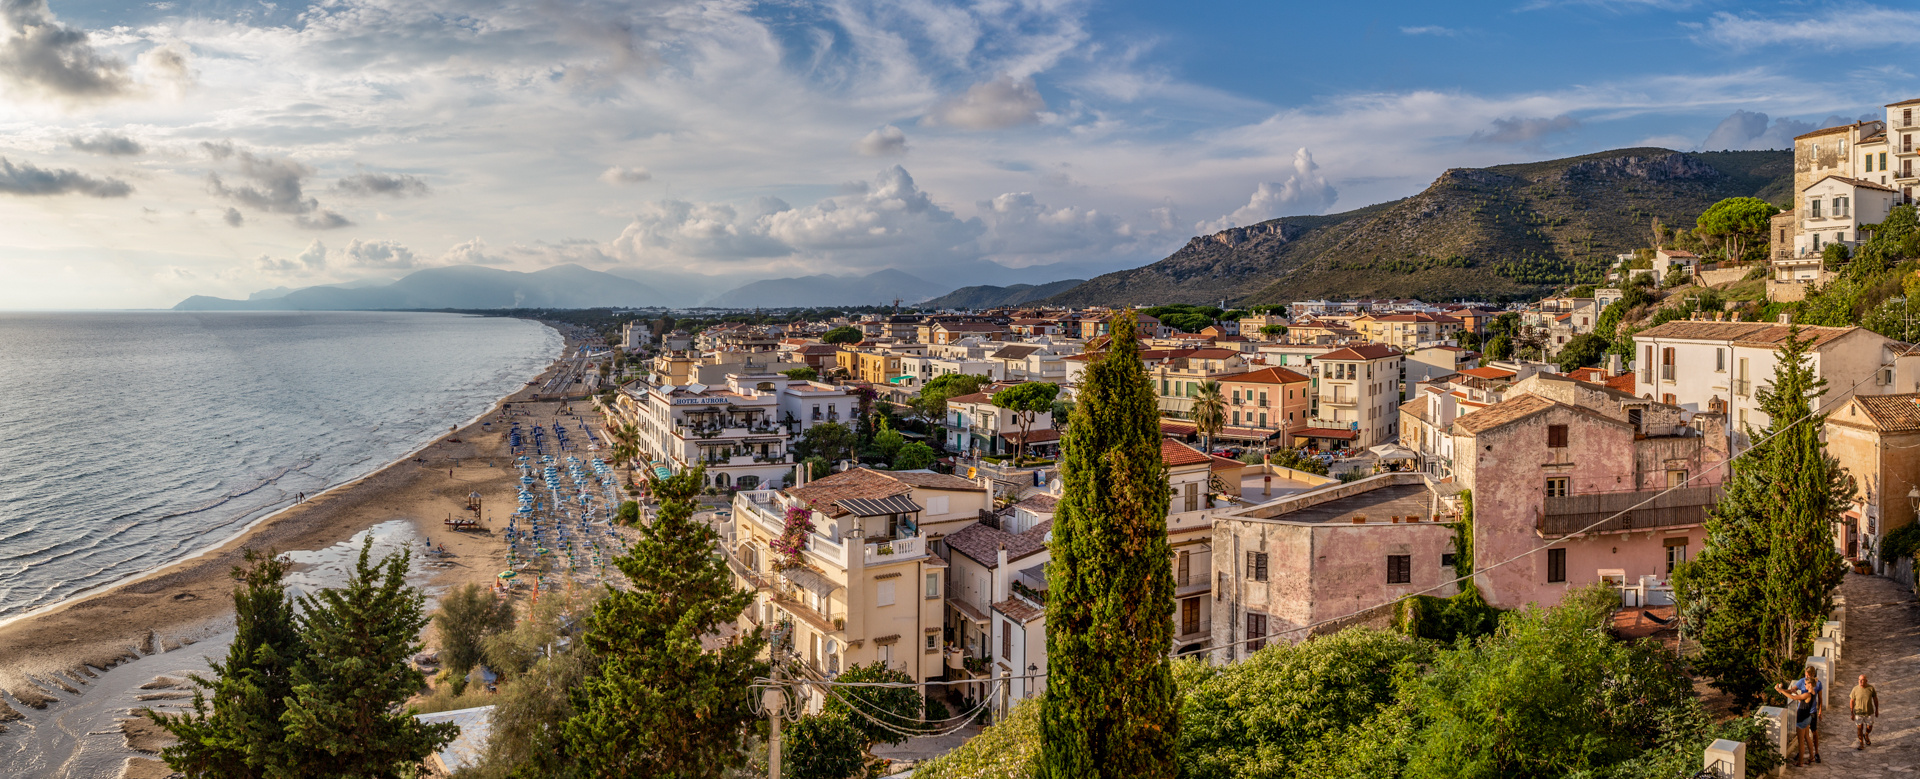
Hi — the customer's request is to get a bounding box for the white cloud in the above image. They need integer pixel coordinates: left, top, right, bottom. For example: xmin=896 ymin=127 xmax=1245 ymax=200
xmin=223 ymin=206 xmax=243 ymax=226
xmin=253 ymin=239 xmax=327 ymax=272
xmin=1698 ymin=109 xmax=1854 ymax=151
xmin=1400 ymin=26 xmax=1464 ymax=37
xmin=923 ymin=74 xmax=1047 ymax=129
xmin=1199 ymin=148 xmax=1337 ymax=232
xmin=0 ymin=156 xmax=131 ymax=197
xmin=343 ymin=238 xmax=417 ymax=269
xmin=206 ymin=149 xmax=354 ymax=229
xmin=68 ymin=132 xmax=145 ymax=156
xmin=1468 ymin=114 xmax=1581 ymax=144
xmin=337 ymin=172 xmax=430 ymax=197
xmin=0 ymin=0 xmax=131 ymax=102
xmin=1694 ymin=6 xmax=1920 ymax=49
xmin=599 ymin=166 xmax=652 ymax=185
xmin=855 ymin=125 xmax=909 ymax=156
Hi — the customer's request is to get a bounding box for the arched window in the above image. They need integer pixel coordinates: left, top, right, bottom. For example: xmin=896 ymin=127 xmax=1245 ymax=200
xmin=714 ymin=472 xmax=731 ymax=488
xmin=738 ymin=475 xmax=760 ymax=490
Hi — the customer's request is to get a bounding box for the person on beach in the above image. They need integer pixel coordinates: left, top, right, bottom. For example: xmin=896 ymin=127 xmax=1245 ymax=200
xmin=1777 ymin=666 xmax=1823 ymax=765
xmin=1850 ymin=674 xmax=1879 ymax=750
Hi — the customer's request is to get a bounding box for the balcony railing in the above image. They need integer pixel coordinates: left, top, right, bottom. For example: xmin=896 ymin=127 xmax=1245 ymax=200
xmin=1539 ymin=484 xmax=1723 ymax=537
xmin=1660 ymin=365 xmax=1674 ymax=381
xmin=864 ymin=534 xmax=925 ymax=565
xmin=1732 ymin=378 xmax=1751 ymax=397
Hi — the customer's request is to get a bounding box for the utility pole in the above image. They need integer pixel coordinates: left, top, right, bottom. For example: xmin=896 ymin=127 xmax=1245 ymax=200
xmin=765 ymin=662 xmax=784 ymax=779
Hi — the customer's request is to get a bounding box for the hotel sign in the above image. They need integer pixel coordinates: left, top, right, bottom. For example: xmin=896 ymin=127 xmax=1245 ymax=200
xmin=672 ymin=397 xmax=733 ymax=406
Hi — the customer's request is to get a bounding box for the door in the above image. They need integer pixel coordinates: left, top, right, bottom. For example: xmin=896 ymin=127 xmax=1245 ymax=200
xmin=1182 ymin=598 xmax=1200 ymax=636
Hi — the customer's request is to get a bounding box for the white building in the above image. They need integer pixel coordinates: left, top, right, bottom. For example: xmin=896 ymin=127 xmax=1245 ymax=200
xmin=1793 ymin=175 xmax=1899 ymax=258
xmin=611 ymin=374 xmax=860 ymax=489
xmin=1300 ymin=343 xmax=1404 ymax=450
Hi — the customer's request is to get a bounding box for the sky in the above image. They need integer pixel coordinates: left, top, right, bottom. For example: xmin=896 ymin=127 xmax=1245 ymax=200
xmin=0 ymin=0 xmax=1911 ymax=309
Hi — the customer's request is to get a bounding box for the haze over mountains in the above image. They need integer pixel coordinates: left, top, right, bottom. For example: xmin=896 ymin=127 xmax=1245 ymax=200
xmin=175 ymin=147 xmax=1793 ymax=312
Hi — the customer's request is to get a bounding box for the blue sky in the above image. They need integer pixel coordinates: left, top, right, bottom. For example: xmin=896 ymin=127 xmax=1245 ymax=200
xmin=0 ymin=0 xmax=1910 ymax=307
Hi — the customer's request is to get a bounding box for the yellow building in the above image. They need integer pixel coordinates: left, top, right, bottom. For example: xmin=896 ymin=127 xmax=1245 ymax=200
xmin=838 ymin=349 xmax=904 ymax=384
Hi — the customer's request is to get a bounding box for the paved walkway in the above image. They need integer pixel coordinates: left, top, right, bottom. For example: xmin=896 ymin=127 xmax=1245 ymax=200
xmin=1790 ymin=573 xmax=1919 ymax=777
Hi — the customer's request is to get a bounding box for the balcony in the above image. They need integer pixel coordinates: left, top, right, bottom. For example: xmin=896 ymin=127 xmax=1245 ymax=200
xmin=864 ymin=534 xmax=926 ymax=565
xmin=1538 ymin=484 xmax=1723 ymax=537
xmin=1660 ymin=365 xmax=1675 ymax=382
xmin=1320 ymin=395 xmax=1357 ymax=407
xmin=1732 ymin=378 xmax=1751 ymax=397
xmin=1898 ymin=167 xmax=1919 ymax=180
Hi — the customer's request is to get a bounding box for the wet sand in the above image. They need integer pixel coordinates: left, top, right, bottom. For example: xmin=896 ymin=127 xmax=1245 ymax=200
xmin=0 ymin=326 xmax=592 ymax=727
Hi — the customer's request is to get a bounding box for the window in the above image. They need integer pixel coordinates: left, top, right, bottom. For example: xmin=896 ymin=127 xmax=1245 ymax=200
xmin=1811 ymin=198 xmax=1823 ymax=218
xmin=1233 ymin=410 xmax=1241 ymax=425
xmin=1838 ymin=196 xmax=1851 ymax=217
xmin=925 ymin=573 xmax=940 ymax=599
xmin=1442 ymin=552 xmax=1457 ymax=568
xmin=1386 ymin=555 xmax=1411 ymax=584
xmin=1246 ymin=613 xmax=1268 ymax=652
xmin=1002 ymin=623 xmax=1013 ymax=659
xmin=1547 ymin=548 xmax=1567 ymax=583
xmin=1184 ymin=482 xmax=1199 ymax=512
xmin=1545 ymin=477 xmax=1569 ymax=498
xmin=1715 ymin=348 xmax=1726 ymax=372
xmin=1182 ymin=597 xmax=1200 ymax=635
xmin=926 ymin=633 xmax=937 ymax=650
xmin=1246 ymin=552 xmax=1269 ymax=582
xmin=1259 ymin=412 xmax=1268 ymax=428
xmin=1178 ymin=551 xmax=1190 ymax=586
xmin=880 ymin=643 xmax=893 ymax=668
xmin=1667 ymin=469 xmax=1688 ymax=489
xmin=877 ymin=581 xmax=896 ymax=606
xmin=1547 ymin=424 xmax=1568 ymax=448
xmin=1232 ymin=389 xmax=1241 ymax=404
xmin=1259 ymin=391 xmax=1268 ymax=406
xmin=1666 ymin=541 xmax=1688 ymax=574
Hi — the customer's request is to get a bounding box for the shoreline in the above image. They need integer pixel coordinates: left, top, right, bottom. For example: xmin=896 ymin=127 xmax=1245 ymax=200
xmin=0 ymin=320 xmax=585 ymax=716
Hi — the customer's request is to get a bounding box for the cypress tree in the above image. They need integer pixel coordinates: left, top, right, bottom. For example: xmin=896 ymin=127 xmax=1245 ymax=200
xmin=1041 ymin=311 xmax=1179 ymax=779
xmin=150 ymin=548 xmax=306 ymax=777
xmin=562 ymin=466 xmax=768 ymax=777
xmin=278 ymin=538 xmax=458 ymax=778
xmin=1674 ymin=328 xmax=1853 ymax=707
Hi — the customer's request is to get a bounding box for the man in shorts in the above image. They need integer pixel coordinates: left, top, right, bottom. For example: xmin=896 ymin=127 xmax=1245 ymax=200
xmin=1850 ymin=674 xmax=1879 ymax=750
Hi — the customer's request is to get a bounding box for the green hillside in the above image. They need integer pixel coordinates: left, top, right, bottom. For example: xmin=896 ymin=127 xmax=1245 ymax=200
xmin=1045 ymin=148 xmax=1792 ymax=306
xmin=920 ymin=279 xmax=1086 ymax=309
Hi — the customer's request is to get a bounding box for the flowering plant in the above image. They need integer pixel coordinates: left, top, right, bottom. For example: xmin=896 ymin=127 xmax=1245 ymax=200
xmin=770 ymin=504 xmax=814 ymax=569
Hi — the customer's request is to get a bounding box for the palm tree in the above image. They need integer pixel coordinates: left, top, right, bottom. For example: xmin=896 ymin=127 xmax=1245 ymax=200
xmin=1190 ymin=380 xmax=1226 ymax=453
xmin=607 ymin=421 xmax=641 ymax=484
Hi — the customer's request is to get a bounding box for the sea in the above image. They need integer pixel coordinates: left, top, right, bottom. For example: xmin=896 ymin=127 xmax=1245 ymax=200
xmin=0 ymin=311 xmax=562 ymax=623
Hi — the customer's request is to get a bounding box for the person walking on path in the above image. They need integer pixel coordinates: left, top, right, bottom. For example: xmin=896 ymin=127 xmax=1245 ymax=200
xmin=1778 ymin=666 xmax=1825 ymax=766
xmin=1851 ymin=674 xmax=1879 ymax=750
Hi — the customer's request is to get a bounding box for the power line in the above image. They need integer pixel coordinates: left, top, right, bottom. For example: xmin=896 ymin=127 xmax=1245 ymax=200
xmin=1205 ymin=336 xmax=1918 ymax=657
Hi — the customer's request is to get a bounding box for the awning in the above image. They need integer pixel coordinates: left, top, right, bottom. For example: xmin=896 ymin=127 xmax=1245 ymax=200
xmin=1295 ymin=428 xmax=1357 ymax=441
xmin=835 ymin=493 xmax=924 ymax=517
xmin=948 ymin=596 xmax=989 ymax=623
xmin=1369 ymin=444 xmax=1418 ymax=461
xmin=781 ymin=565 xmax=838 ymax=594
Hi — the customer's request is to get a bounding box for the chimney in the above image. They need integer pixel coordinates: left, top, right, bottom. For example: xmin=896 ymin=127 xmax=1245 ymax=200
xmin=1351 ymin=514 xmax=1367 ymax=524
xmin=1731 ymin=311 xmax=1742 ymax=322
xmin=1779 ymin=312 xmax=1792 ymax=324
xmin=1606 ymin=353 xmax=1623 ymax=377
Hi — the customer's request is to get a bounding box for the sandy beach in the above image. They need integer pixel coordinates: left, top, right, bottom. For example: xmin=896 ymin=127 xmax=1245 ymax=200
xmin=0 ymin=324 xmax=591 ymax=729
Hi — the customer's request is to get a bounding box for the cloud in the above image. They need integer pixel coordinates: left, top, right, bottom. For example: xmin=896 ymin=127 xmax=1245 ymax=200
xmin=1468 ymin=114 xmax=1581 ymax=144
xmin=343 ymin=238 xmax=417 ymax=269
xmin=923 ymin=74 xmax=1047 ymax=129
xmin=598 ymin=166 xmax=652 ymax=185
xmin=1694 ymin=6 xmax=1920 ymax=49
xmin=1698 ymin=109 xmax=1854 ymax=151
xmin=138 ymin=42 xmax=193 ymax=95
xmin=1200 ymin=148 xmax=1337 ymax=232
xmin=439 ymin=237 xmax=503 ymax=265
xmin=976 ymin=191 xmax=1166 ymax=266
xmin=855 ymin=125 xmax=909 ymax=156
xmin=207 ymin=149 xmax=353 ymax=229
xmin=0 ymin=0 xmax=131 ymax=101
xmin=0 ymin=156 xmax=131 ymax=197
xmin=222 ymin=206 xmax=243 ymax=226
xmin=336 ymin=171 xmax=430 ymax=197
xmin=1400 ymin=26 xmax=1463 ymax=37
xmin=68 ymin=132 xmax=145 ymax=156
xmin=253 ymin=239 xmax=328 ymax=272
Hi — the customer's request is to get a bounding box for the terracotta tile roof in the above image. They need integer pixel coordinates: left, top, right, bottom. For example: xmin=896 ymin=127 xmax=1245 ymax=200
xmin=1011 ymin=494 xmax=1058 ymax=513
xmin=1794 ymin=124 xmax=1856 ymax=140
xmin=990 ymin=344 xmax=1045 ymax=360
xmin=1458 ymin=367 xmax=1516 ymax=380
xmin=1161 ymin=439 xmax=1212 ymax=466
xmin=1657 ymin=249 xmax=1698 ymax=258
xmin=1803 ymin=174 xmax=1899 ymax=194
xmin=993 ymin=597 xmax=1045 ymax=623
xmin=1219 ymin=366 xmax=1310 ymax=384
xmin=1568 ymin=367 xmax=1605 ymax=383
xmin=1887 ymin=97 xmax=1920 ymax=108
xmin=945 ymin=519 xmax=1051 ymax=568
xmin=1604 ymin=372 xmax=1636 ymax=393
xmin=947 ymin=392 xmax=995 ymax=405
xmin=1319 ymin=344 xmax=1402 ymax=361
xmin=1634 ymin=321 xmax=1772 ymax=342
xmin=1451 ymin=394 xmax=1556 ymax=434
xmin=785 ymin=468 xmax=983 ymax=517
xmin=1210 ymin=455 xmax=1245 ymax=471
xmin=935 ymin=322 xmax=1007 ymax=332
xmin=1400 ymin=398 xmax=1431 ymax=425
xmin=1370 ymin=313 xmax=1462 ymax=324
xmin=1730 ymin=324 xmax=1859 ymax=350
xmin=1844 ymin=393 xmax=1920 ymax=432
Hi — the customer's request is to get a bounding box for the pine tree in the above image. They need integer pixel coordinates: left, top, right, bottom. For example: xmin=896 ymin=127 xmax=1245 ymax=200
xmin=1674 ymin=328 xmax=1854 ymax=707
xmin=1041 ymin=311 xmax=1179 ymax=779
xmin=150 ymin=548 xmax=306 ymax=777
xmin=562 ymin=466 xmax=768 ymax=777
xmin=1755 ymin=329 xmax=1853 ymax=680
xmin=278 ymin=538 xmax=458 ymax=778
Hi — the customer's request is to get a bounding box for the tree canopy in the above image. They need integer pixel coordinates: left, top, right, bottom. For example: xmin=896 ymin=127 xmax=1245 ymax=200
xmin=821 ymin=326 xmax=864 ymax=344
xmin=1695 ymin=197 xmax=1781 ymax=262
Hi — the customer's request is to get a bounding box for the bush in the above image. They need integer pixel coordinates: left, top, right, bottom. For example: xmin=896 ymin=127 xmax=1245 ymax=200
xmin=1393 ymin=587 xmax=1502 ymax=645
xmin=824 ymin=662 xmax=925 ymax=747
xmin=1881 ymin=521 xmax=1920 ymax=567
xmin=912 ymin=697 xmax=1041 ymax=779
xmin=616 ymin=500 xmax=641 ymax=525
xmin=785 ymin=713 xmax=869 ymax=779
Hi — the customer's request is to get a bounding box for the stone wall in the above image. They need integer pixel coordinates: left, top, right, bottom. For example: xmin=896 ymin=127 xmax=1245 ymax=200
xmin=1696 ymin=267 xmax=1749 ymax=287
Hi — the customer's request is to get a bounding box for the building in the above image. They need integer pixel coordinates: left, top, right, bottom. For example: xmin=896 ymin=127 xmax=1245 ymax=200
xmin=1297 ymin=344 xmax=1403 ymax=450
xmin=620 ymin=320 xmax=652 ymax=351
xmin=1449 ymin=393 xmax=1728 ymax=610
xmin=1651 ymin=249 xmax=1698 ymax=284
xmin=1791 ymin=175 xmax=1899 ymax=258
xmin=1149 ymin=348 xmax=1253 ymax=418
xmin=1210 ymin=473 xmax=1456 ymax=656
xmin=1403 ymin=345 xmax=1479 ymax=399
xmin=726 ymin=469 xmax=990 ymax=708
xmin=1239 ymin=314 xmax=1288 ymax=340
xmin=1825 ymin=393 xmax=1920 ymax=567
xmin=1352 ymin=312 xmax=1462 ymax=349
xmin=1215 ymin=367 xmax=1312 ymax=439
xmin=611 ymin=374 xmax=859 ymax=489
xmin=1630 ymin=319 xmax=1920 ymax=447
xmin=942 ymin=494 xmax=1055 ymax=703
xmin=839 ymin=348 xmax=905 ymax=385
xmin=945 ymin=388 xmax=1055 ymax=458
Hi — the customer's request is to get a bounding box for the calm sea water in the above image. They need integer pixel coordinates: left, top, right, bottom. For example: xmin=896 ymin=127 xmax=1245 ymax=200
xmin=0 ymin=311 xmax=561 ymax=621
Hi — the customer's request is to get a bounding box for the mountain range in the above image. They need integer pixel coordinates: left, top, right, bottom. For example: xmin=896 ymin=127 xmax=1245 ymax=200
xmin=920 ymin=279 xmax=1085 ymax=309
xmin=174 ymin=265 xmax=674 ymax=311
xmin=1044 ymin=148 xmax=1793 ymax=306
xmin=703 ymin=269 xmax=948 ymax=308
